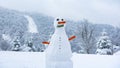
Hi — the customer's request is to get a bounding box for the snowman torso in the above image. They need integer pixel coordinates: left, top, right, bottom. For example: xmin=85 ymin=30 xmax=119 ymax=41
xmin=46 ymin=28 xmax=72 ymax=61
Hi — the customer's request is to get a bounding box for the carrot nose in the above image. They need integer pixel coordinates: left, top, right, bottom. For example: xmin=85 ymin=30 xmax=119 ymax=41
xmin=58 ymin=21 xmax=66 ymax=25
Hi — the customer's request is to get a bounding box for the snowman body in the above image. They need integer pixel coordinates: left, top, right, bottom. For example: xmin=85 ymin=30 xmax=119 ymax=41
xmin=45 ymin=19 xmax=73 ymax=68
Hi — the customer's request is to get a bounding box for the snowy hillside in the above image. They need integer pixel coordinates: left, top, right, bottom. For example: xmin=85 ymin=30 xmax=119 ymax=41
xmin=24 ymin=15 xmax=38 ymax=33
xmin=0 ymin=52 xmax=119 ymax=68
xmin=0 ymin=7 xmax=28 ymax=51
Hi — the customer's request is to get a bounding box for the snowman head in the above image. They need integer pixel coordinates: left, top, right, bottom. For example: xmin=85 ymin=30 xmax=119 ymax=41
xmin=54 ymin=17 xmax=66 ymax=28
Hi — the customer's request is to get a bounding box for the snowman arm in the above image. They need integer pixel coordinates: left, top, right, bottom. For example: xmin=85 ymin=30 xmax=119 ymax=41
xmin=42 ymin=41 xmax=50 ymax=45
xmin=68 ymin=35 xmax=76 ymax=41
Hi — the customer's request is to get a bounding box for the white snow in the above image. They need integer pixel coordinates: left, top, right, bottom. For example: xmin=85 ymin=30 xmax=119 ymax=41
xmin=2 ymin=34 xmax=11 ymax=42
xmin=114 ymin=51 xmax=120 ymax=55
xmin=0 ymin=52 xmax=45 ymax=68
xmin=72 ymin=53 xmax=120 ymax=68
xmin=0 ymin=52 xmax=120 ymax=68
xmin=24 ymin=15 xmax=38 ymax=33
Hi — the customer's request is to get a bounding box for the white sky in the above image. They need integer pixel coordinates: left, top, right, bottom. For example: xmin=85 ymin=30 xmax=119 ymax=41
xmin=0 ymin=0 xmax=120 ymax=26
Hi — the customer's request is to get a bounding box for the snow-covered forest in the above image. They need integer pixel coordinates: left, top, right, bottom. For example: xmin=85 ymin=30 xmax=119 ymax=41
xmin=0 ymin=7 xmax=120 ymax=55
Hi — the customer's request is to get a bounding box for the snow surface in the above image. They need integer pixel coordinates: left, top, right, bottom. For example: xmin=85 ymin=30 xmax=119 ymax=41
xmin=24 ymin=15 xmax=38 ymax=33
xmin=72 ymin=53 xmax=120 ymax=68
xmin=0 ymin=52 xmax=45 ymax=68
xmin=0 ymin=52 xmax=120 ymax=68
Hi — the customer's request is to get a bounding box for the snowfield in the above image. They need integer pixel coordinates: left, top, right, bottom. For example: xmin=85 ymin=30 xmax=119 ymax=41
xmin=72 ymin=53 xmax=120 ymax=68
xmin=0 ymin=52 xmax=45 ymax=68
xmin=0 ymin=52 xmax=120 ymax=68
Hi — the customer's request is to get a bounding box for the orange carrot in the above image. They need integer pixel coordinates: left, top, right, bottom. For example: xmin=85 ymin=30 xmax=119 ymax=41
xmin=58 ymin=21 xmax=66 ymax=24
xmin=42 ymin=41 xmax=50 ymax=45
xmin=69 ymin=36 xmax=76 ymax=41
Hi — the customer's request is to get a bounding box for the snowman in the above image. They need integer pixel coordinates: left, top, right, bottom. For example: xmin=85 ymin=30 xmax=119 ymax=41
xmin=42 ymin=17 xmax=76 ymax=68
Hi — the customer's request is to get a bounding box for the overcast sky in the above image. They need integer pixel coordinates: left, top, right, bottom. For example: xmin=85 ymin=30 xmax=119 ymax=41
xmin=0 ymin=0 xmax=120 ymax=26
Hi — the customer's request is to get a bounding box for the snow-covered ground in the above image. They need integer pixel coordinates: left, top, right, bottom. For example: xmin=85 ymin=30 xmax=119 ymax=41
xmin=0 ymin=52 xmax=120 ymax=68
xmin=24 ymin=15 xmax=38 ymax=33
xmin=72 ymin=53 xmax=120 ymax=68
xmin=0 ymin=52 xmax=45 ymax=68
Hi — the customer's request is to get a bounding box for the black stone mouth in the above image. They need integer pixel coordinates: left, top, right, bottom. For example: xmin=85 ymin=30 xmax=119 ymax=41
xmin=57 ymin=25 xmax=64 ymax=28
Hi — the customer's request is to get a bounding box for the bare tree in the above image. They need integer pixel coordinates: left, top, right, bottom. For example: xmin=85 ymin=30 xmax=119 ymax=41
xmin=76 ymin=19 xmax=96 ymax=54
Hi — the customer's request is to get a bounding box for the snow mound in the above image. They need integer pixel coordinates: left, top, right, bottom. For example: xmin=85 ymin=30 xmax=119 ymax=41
xmin=114 ymin=51 xmax=120 ymax=55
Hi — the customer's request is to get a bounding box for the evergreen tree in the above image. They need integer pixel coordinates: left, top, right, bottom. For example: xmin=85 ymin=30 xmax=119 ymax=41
xmin=27 ymin=38 xmax=35 ymax=52
xmin=96 ymin=30 xmax=113 ymax=55
xmin=21 ymin=37 xmax=35 ymax=52
xmin=12 ymin=36 xmax=21 ymax=51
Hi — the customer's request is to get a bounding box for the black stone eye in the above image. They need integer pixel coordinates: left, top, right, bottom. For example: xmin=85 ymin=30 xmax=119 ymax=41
xmin=61 ymin=19 xmax=64 ymax=21
xmin=57 ymin=18 xmax=59 ymax=21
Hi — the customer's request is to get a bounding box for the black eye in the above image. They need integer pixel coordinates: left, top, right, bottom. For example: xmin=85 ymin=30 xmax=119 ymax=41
xmin=57 ymin=18 xmax=59 ymax=21
xmin=61 ymin=19 xmax=64 ymax=21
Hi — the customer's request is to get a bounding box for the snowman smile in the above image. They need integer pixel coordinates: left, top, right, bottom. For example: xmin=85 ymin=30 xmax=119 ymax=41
xmin=57 ymin=24 xmax=64 ymax=28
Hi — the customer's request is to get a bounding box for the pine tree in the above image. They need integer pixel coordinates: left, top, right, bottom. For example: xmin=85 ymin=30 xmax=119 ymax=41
xmin=27 ymin=39 xmax=35 ymax=52
xmin=12 ymin=36 xmax=21 ymax=51
xmin=21 ymin=37 xmax=35 ymax=52
xmin=96 ymin=30 xmax=113 ymax=55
